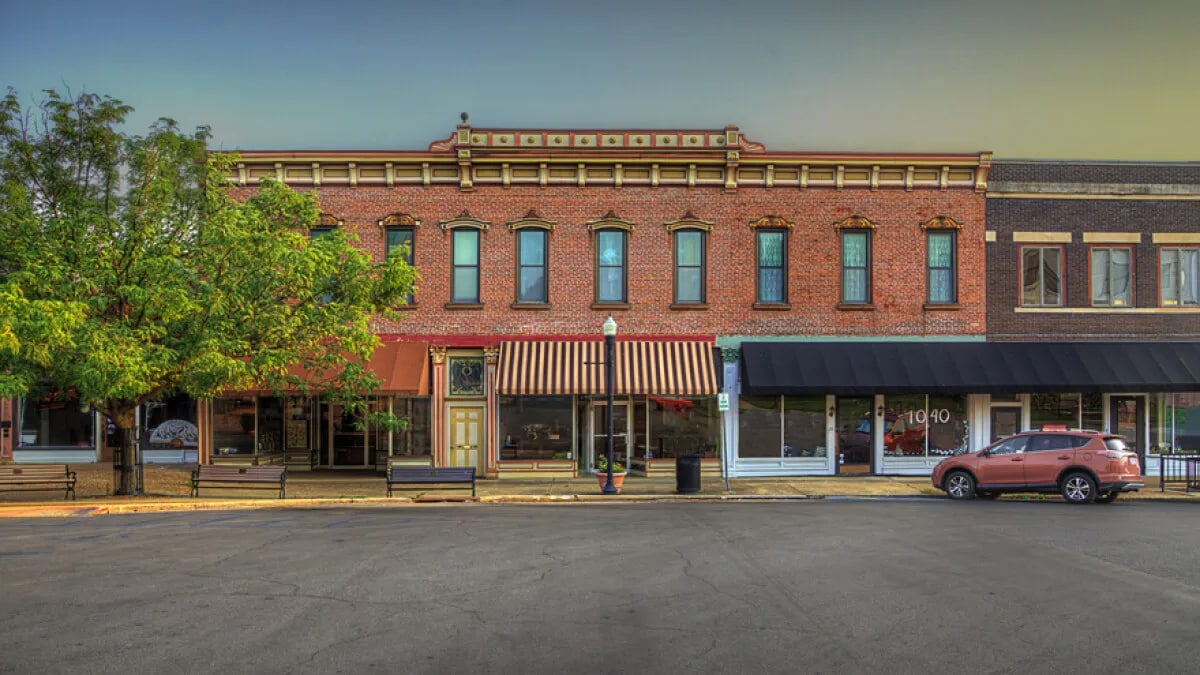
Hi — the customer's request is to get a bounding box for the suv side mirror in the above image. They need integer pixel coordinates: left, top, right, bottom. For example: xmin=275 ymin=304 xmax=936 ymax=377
xmin=978 ymin=449 xmax=989 ymax=458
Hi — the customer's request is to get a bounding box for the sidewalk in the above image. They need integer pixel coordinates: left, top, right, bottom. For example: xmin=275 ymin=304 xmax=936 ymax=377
xmin=0 ymin=464 xmax=1194 ymax=517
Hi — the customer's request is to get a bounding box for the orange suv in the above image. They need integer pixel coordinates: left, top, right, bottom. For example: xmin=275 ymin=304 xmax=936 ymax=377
xmin=932 ymin=430 xmax=1143 ymax=504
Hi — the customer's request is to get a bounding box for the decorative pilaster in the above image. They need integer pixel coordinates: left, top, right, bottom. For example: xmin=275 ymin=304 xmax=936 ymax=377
xmin=430 ymin=347 xmax=448 ymax=466
xmin=483 ymin=347 xmax=500 ymax=478
xmin=455 ymin=113 xmax=473 ymax=191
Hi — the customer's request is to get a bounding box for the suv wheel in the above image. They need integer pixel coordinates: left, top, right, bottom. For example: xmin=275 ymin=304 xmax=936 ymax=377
xmin=1095 ymin=491 xmax=1119 ymax=504
xmin=1061 ymin=472 xmax=1097 ymax=504
xmin=945 ymin=471 xmax=976 ymax=500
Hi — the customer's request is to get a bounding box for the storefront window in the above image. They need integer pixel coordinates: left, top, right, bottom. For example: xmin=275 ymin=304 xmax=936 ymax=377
xmin=649 ymin=396 xmax=719 ymax=459
xmin=884 ymin=394 xmax=969 ymax=458
xmin=783 ymin=396 xmax=826 ymax=458
xmin=139 ymin=395 xmax=198 ymax=451
xmin=1030 ymin=393 xmax=1080 ymax=430
xmin=1150 ymin=393 xmax=1200 ymax=455
xmin=212 ymin=397 xmax=256 ymax=456
xmin=499 ymin=396 xmax=572 ymax=460
xmin=257 ymin=397 xmax=285 ymax=455
xmin=1081 ymin=393 xmax=1104 ymax=432
xmin=17 ymin=391 xmax=94 ymax=448
xmin=927 ymin=395 xmax=970 ymax=457
xmin=883 ymin=395 xmax=927 ymax=457
xmin=376 ymin=397 xmax=432 ymax=457
xmin=738 ymin=396 xmax=781 ymax=458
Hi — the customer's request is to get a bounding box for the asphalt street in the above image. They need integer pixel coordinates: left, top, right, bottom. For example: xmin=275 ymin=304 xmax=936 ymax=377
xmin=2 ymin=500 xmax=1199 ymax=674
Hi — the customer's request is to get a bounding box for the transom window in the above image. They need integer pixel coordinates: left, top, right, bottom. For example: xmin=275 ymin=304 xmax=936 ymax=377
xmin=1090 ymin=247 xmax=1132 ymax=307
xmin=927 ymin=231 xmax=957 ymax=304
xmin=841 ymin=230 xmax=872 ymax=304
xmin=517 ymin=229 xmax=548 ymax=304
xmin=451 ymin=229 xmax=480 ymax=304
xmin=756 ymin=230 xmax=787 ymax=304
xmin=1021 ymin=246 xmax=1063 ymax=307
xmin=595 ymin=229 xmax=627 ymax=303
xmin=674 ymin=229 xmax=706 ymax=304
xmin=1160 ymin=247 xmax=1199 ymax=306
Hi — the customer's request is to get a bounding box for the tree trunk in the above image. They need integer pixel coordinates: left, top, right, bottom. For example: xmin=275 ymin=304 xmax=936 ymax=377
xmin=113 ymin=418 xmax=142 ymax=496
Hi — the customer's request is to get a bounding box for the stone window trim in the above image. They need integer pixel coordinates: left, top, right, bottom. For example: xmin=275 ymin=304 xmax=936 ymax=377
xmin=377 ymin=212 xmax=421 ymax=229
xmin=506 ymin=209 xmax=556 ymax=232
xmin=438 ymin=210 xmax=491 ymax=232
xmin=919 ymin=216 xmax=964 ymax=231
xmin=749 ymin=215 xmax=795 ymax=230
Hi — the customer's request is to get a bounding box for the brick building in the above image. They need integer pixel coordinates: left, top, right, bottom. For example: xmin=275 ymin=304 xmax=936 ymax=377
xmin=980 ymin=160 xmax=1200 ymax=475
xmin=1 ymin=121 xmax=997 ymax=477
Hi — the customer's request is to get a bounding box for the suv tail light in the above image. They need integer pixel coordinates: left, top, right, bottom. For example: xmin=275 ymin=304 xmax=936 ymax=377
xmin=1099 ymin=450 xmax=1128 ymax=460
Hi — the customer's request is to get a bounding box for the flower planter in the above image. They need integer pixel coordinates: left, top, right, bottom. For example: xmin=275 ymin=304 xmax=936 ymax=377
xmin=596 ymin=471 xmax=627 ymax=493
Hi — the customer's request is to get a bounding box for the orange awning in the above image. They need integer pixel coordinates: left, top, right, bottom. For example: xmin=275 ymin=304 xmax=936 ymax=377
xmin=245 ymin=341 xmax=430 ymax=396
xmin=497 ymin=340 xmax=716 ymax=396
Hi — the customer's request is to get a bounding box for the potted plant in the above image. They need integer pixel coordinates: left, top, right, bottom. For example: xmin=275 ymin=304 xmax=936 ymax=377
xmin=595 ymin=455 xmax=627 ymax=493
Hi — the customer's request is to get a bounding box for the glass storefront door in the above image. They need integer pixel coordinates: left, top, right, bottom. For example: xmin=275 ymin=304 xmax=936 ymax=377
xmin=317 ymin=402 xmax=369 ymax=468
xmin=989 ymin=406 xmax=1021 ymax=442
xmin=836 ymin=397 xmax=873 ymax=473
xmin=1110 ymin=396 xmax=1146 ymax=474
xmin=590 ymin=400 xmax=630 ymax=473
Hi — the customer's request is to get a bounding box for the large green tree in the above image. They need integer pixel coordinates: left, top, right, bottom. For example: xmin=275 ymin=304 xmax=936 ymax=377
xmin=0 ymin=89 xmax=415 ymax=494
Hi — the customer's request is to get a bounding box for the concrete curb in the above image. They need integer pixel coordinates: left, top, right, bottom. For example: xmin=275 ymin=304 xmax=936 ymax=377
xmin=0 ymin=491 xmax=1192 ymax=518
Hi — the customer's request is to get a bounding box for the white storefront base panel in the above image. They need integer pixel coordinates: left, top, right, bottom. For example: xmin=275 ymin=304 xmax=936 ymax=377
xmin=13 ymin=448 xmax=98 ymax=464
xmin=734 ymin=457 xmax=834 ymax=477
xmin=143 ymin=449 xmax=199 ymax=464
xmin=879 ymin=456 xmax=947 ymax=476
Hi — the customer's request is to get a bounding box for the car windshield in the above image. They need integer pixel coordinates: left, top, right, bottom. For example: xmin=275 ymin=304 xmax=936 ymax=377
xmin=1103 ymin=437 xmax=1129 ymax=452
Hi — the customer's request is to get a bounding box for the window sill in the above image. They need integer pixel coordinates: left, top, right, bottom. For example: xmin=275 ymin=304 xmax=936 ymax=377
xmin=837 ymin=303 xmax=875 ymax=311
xmin=511 ymin=302 xmax=551 ymax=311
xmin=395 ymin=303 xmax=419 ymax=312
xmin=752 ymin=302 xmax=791 ymax=311
xmin=443 ymin=303 xmax=484 ymax=310
xmin=923 ymin=303 xmax=961 ymax=311
xmin=669 ymin=303 xmax=708 ymax=311
xmin=590 ymin=302 xmax=630 ymax=311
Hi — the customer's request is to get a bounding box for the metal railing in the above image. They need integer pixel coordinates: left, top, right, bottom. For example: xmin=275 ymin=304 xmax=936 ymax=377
xmin=1159 ymin=454 xmax=1200 ymax=493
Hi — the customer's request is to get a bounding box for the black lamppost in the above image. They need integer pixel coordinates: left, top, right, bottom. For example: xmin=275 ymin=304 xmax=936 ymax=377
xmin=602 ymin=315 xmax=618 ymax=495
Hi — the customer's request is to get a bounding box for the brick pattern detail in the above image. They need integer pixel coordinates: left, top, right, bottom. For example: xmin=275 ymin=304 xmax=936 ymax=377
xmin=233 ymin=185 xmax=986 ymax=339
xmin=987 ymin=179 xmax=1200 ymax=341
xmin=992 ymin=162 xmax=1200 ymax=185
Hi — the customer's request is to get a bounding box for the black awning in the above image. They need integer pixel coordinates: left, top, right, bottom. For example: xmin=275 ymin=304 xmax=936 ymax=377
xmin=739 ymin=341 xmax=1200 ymax=395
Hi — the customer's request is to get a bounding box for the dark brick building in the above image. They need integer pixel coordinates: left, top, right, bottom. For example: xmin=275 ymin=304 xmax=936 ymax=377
xmin=983 ymin=160 xmax=1200 ymax=469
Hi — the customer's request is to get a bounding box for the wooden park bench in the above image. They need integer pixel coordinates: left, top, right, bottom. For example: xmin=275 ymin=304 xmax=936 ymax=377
xmin=387 ymin=466 xmax=476 ymax=498
xmin=191 ymin=465 xmax=287 ymax=499
xmin=0 ymin=464 xmax=77 ymax=500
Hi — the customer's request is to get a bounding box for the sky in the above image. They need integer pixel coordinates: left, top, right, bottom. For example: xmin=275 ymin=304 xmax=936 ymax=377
xmin=2 ymin=0 xmax=1198 ymax=160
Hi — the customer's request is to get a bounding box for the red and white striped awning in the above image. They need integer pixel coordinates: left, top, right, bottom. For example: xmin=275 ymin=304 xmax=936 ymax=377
xmin=497 ymin=340 xmax=717 ymax=396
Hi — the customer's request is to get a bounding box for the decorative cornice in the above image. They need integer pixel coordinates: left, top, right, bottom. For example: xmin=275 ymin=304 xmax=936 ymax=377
xmin=439 ymin=210 xmax=491 ymax=232
xmin=506 ymin=209 xmax=557 ymax=232
xmin=664 ymin=211 xmax=714 ymax=233
xmin=833 ymin=215 xmax=878 ymax=230
xmin=920 ymin=216 xmax=964 ymax=230
xmin=315 ymin=213 xmax=343 ymax=227
xmin=586 ymin=210 xmax=635 ymax=233
xmin=749 ymin=215 xmax=795 ymax=230
xmin=377 ymin=212 xmax=421 ymax=228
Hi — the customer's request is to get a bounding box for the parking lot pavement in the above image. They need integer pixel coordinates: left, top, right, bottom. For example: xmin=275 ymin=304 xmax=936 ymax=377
xmin=2 ymin=500 xmax=1200 ymax=673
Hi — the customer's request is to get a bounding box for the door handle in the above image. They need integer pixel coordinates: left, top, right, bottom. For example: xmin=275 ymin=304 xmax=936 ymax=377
xmin=1010 ymin=458 xmax=1023 ymax=462
xmin=1057 ymin=455 xmax=1070 ymax=460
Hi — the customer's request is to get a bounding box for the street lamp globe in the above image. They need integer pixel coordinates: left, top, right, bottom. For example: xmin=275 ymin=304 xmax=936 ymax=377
xmin=603 ymin=315 xmax=617 ymax=337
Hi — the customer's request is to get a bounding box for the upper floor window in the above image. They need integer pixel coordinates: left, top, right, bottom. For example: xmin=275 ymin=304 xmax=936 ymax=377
xmin=516 ymin=229 xmax=548 ymax=304
xmin=927 ymin=230 xmax=957 ymax=304
xmin=309 ymin=227 xmax=334 ymax=240
xmin=1021 ymin=246 xmax=1063 ymax=306
xmin=385 ymin=227 xmax=415 ymax=305
xmin=451 ymin=229 xmax=480 ymax=304
xmin=1090 ymin=247 xmax=1132 ymax=307
xmin=841 ymin=230 xmax=872 ymax=304
xmin=595 ymin=229 xmax=627 ymax=304
xmin=674 ymin=229 xmax=706 ymax=304
xmin=1161 ymin=247 xmax=1200 ymax=306
xmin=756 ymin=230 xmax=787 ymax=304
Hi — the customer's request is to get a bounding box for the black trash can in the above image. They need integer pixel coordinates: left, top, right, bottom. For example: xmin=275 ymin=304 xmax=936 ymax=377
xmin=676 ymin=453 xmax=702 ymax=494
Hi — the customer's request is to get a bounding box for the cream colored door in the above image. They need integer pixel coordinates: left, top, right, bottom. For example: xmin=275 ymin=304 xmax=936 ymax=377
xmin=448 ymin=405 xmax=483 ymax=476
